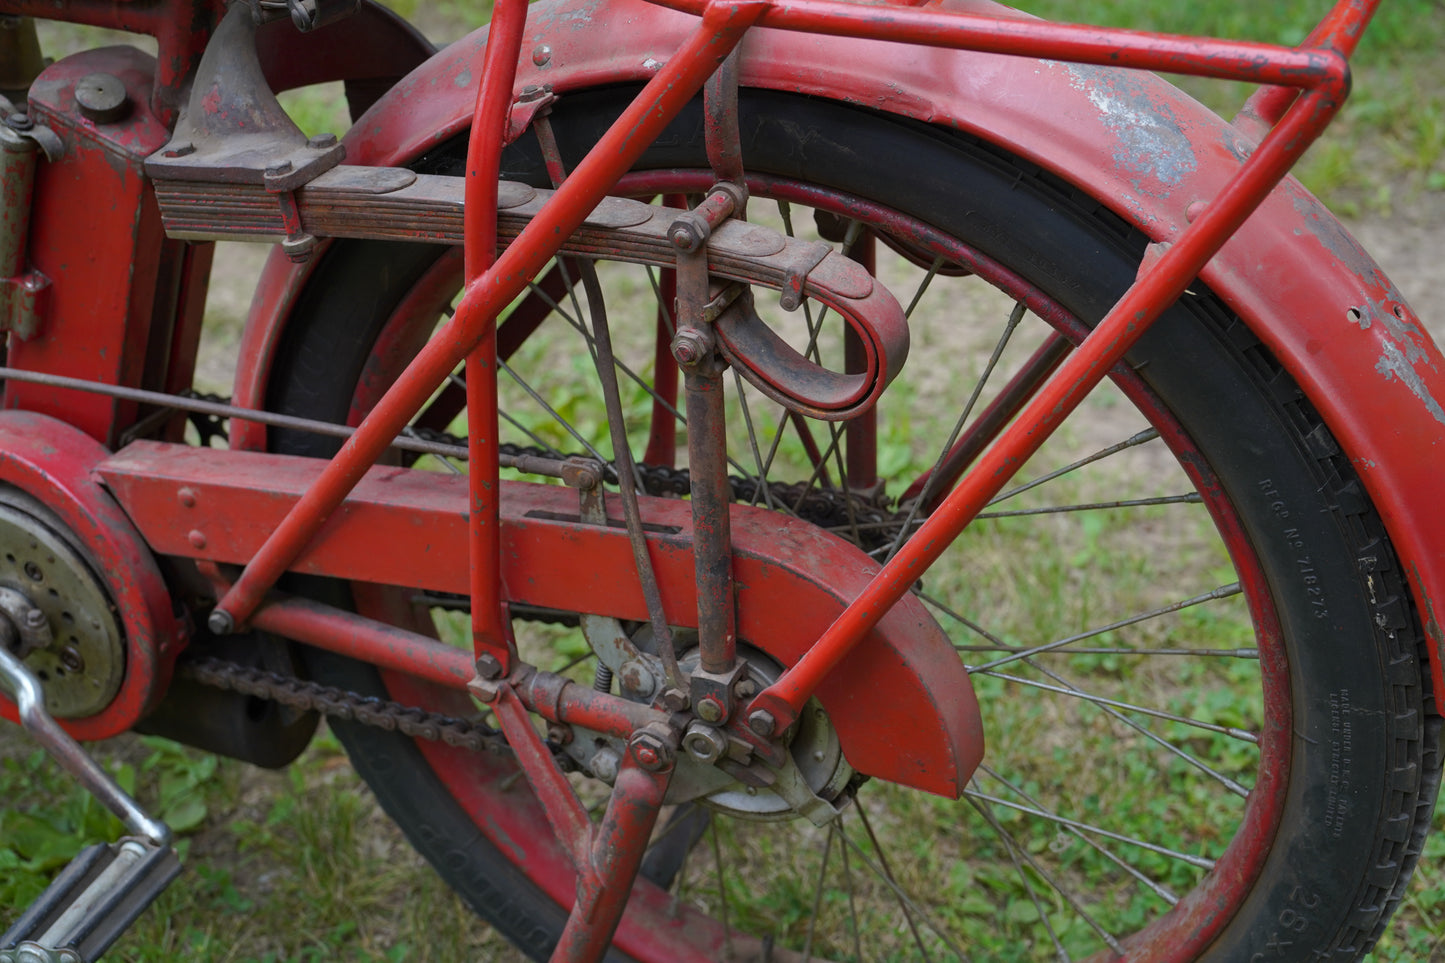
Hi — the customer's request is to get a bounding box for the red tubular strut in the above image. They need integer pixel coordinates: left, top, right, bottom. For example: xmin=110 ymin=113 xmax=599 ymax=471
xmin=211 ymin=1 xmax=767 ymax=631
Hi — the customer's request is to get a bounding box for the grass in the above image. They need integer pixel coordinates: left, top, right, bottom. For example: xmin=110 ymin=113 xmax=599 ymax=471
xmin=3 ymin=0 xmax=1443 ymax=961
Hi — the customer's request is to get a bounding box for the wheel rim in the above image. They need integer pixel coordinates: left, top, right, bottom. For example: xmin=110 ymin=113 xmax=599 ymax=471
xmin=336 ymin=172 xmax=1292 ymax=962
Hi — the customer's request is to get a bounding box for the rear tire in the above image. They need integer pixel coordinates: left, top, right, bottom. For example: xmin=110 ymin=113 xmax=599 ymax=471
xmin=268 ymin=89 xmax=1439 ymax=961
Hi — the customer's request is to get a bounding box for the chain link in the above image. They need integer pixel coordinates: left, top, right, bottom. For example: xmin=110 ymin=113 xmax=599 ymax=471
xmin=180 ymin=656 xmax=509 ymax=755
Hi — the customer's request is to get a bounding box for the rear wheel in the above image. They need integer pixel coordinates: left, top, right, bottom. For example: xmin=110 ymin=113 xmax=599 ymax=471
xmin=267 ymin=89 xmax=1439 ymax=961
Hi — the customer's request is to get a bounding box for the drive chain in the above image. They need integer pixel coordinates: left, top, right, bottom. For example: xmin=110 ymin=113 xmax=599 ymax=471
xmin=180 ymin=656 xmax=509 ymax=756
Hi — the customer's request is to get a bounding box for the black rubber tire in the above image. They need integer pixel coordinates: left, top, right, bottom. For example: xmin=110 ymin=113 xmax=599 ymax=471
xmin=267 ymin=89 xmax=1440 ymax=961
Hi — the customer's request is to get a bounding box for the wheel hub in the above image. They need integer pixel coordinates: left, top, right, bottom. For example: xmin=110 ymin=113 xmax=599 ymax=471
xmin=0 ymin=489 xmax=124 ymax=718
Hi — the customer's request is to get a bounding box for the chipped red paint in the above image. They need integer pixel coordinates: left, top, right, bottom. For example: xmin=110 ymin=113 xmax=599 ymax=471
xmin=0 ymin=414 xmax=183 ymax=740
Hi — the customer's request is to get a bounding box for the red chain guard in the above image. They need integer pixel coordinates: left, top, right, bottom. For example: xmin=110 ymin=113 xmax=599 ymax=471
xmin=100 ymin=441 xmax=983 ymax=798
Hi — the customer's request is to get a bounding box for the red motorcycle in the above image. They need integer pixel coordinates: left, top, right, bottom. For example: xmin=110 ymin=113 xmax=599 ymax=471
xmin=0 ymin=0 xmax=1441 ymax=958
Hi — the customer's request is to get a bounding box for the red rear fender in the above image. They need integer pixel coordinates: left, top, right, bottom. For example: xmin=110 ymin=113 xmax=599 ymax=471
xmin=231 ymin=0 xmax=1445 ymax=695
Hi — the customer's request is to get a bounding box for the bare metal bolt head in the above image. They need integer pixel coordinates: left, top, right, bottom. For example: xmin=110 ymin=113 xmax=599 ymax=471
xmin=694 ymin=695 xmax=724 ymax=724
xmin=669 ymin=223 xmax=700 ymax=252
xmin=23 ymin=608 xmax=45 ymax=629
xmin=207 ymin=608 xmax=235 ymax=636
xmin=5 ymin=112 xmax=33 ymax=131
xmin=748 ymin=708 xmax=776 ymax=737
xmin=660 ymin=688 xmax=690 ymax=712
xmin=546 ymin=723 xmax=573 ymax=746
xmin=671 ymin=328 xmax=711 ymax=367
xmin=734 ymin=678 xmax=758 ymax=700
xmin=475 ymin=652 xmax=505 ymax=679
xmin=58 ymin=646 xmax=83 ymax=673
xmin=307 ymin=132 xmax=338 ymax=149
xmin=265 ymin=159 xmax=294 ymax=176
xmin=162 ymin=141 xmax=195 ymax=158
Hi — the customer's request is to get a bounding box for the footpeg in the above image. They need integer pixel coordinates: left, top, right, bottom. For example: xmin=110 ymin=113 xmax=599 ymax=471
xmin=0 ymin=630 xmax=179 ymax=963
xmin=0 ymin=837 xmax=181 ymax=963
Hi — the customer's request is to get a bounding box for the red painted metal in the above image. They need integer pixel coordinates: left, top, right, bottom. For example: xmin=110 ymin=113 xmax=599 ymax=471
xmin=98 ymin=440 xmax=983 ymax=797
xmin=462 ymin=0 xmax=527 ymax=672
xmin=553 ymin=749 xmax=671 ymax=960
xmin=11 ymin=48 xmax=195 ymax=445
xmin=211 ymin=0 xmax=768 ymax=632
xmin=0 ymin=414 xmax=182 ymax=740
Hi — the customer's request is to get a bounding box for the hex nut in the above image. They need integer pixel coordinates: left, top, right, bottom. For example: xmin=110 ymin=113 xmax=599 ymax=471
xmin=748 ymin=708 xmax=776 ymax=737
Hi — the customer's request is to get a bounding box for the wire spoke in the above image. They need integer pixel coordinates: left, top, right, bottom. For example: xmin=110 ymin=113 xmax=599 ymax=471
xmin=966 ymin=789 xmax=1121 ymax=955
xmin=967 ymin=582 xmax=1243 ymax=673
xmin=978 ymin=764 xmax=1180 ymax=906
xmin=990 ymin=427 xmax=1161 ymax=506
xmin=962 ymin=790 xmax=1216 ymax=870
xmin=975 ymin=669 xmax=1260 ymax=743
xmin=855 ymin=802 xmax=935 ymax=963
xmin=975 ymin=492 xmax=1203 ymax=518
xmin=1026 ymin=658 xmax=1252 ymax=797
xmin=883 ymin=299 xmax=1027 ymax=563
xmin=832 ymin=824 xmax=973 ymax=961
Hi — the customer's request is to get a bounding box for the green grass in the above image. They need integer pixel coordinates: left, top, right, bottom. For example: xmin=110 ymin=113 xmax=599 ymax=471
xmin=4 ymin=0 xmax=1443 ymax=960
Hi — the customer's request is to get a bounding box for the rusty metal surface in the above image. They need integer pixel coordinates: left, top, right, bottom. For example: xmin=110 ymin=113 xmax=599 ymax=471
xmin=98 ymin=439 xmax=983 ymax=798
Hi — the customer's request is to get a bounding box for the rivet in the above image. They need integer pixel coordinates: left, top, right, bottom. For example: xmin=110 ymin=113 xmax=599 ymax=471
xmin=187 ymin=529 xmax=206 ymax=549
xmin=178 ymin=487 xmax=197 ymax=508
xmin=532 ymin=44 xmax=552 ymax=67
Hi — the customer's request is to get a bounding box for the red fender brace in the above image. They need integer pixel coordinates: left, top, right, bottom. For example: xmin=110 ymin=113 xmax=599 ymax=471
xmin=230 ymin=0 xmax=1445 ymax=693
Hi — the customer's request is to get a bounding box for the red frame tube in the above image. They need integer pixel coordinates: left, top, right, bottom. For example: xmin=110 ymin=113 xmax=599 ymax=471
xmin=212 ymin=0 xmax=767 ymax=629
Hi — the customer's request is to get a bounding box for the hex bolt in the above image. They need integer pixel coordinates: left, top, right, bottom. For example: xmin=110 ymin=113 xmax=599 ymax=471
xmin=669 ymin=224 xmax=698 ymax=251
xmin=671 ymin=328 xmax=711 ymax=367
xmin=59 ymin=646 xmax=84 ymax=673
xmin=307 ymin=132 xmax=338 ymax=149
xmin=162 ymin=141 xmax=195 ymax=158
xmin=265 ymin=160 xmax=294 ymax=176
xmin=694 ymin=696 xmax=724 ymax=724
xmin=660 ymin=688 xmax=690 ymax=712
xmin=748 ymin=708 xmax=776 ymax=737
xmin=630 ymin=731 xmax=672 ymax=772
xmin=733 ymin=678 xmax=758 ymax=700
xmin=207 ymin=608 xmax=235 ymax=636
xmin=475 ymin=652 xmax=505 ymax=679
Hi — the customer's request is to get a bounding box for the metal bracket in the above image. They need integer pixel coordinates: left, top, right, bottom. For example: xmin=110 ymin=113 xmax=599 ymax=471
xmin=144 ymin=3 xmax=345 ymax=261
